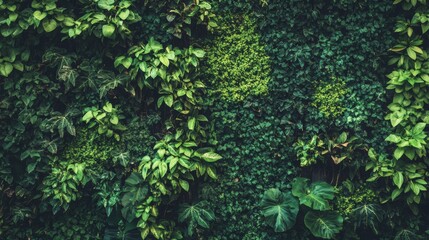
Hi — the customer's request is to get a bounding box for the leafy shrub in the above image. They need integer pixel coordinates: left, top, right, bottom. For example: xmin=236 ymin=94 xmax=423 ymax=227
xmin=204 ymin=14 xmax=271 ymax=102
xmin=335 ymin=184 xmax=378 ymax=217
xmin=312 ymin=76 xmax=348 ymax=118
xmin=122 ymin=114 xmax=160 ymax=158
xmin=82 ymin=102 xmax=127 ymax=141
xmin=42 ymin=203 xmax=105 ymax=240
xmin=178 ymin=201 xmax=215 ymax=237
xmin=260 ymin=178 xmax=343 ymax=239
xmin=42 ymin=128 xmax=119 ymax=212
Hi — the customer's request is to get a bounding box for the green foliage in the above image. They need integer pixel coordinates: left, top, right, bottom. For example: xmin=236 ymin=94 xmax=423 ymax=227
xmin=204 ymin=14 xmax=271 ymax=102
xmin=115 ymin=34 xmax=220 ymax=239
xmin=121 ymin=173 xmax=148 ymax=222
xmin=334 ymin=184 xmax=377 ymax=217
xmin=292 ymin=178 xmax=335 ymax=211
xmin=42 ymin=128 xmax=118 ymax=212
xmin=202 ymin=1 xmax=395 ymax=238
xmin=366 ymin=148 xmax=428 ymax=209
xmin=260 ymin=189 xmax=299 ymax=232
xmin=82 ymin=102 xmax=127 ymax=141
xmin=350 ymin=203 xmax=383 ymax=234
xmin=374 ymin=0 xmax=429 ymax=215
xmin=294 ymin=136 xmax=320 ymax=167
xmin=304 ymin=211 xmax=344 ymax=239
xmin=1 ymin=0 xmax=219 ymax=239
xmin=43 ymin=203 xmax=105 ymax=240
xmin=122 ymin=115 xmax=160 ymax=158
xmin=3 ymin=0 xmax=429 ymax=239
xmin=294 ymin=132 xmax=363 ymax=166
xmin=312 ymin=76 xmax=348 ymax=118
xmin=178 ymin=201 xmax=215 ymax=237
xmin=260 ymin=178 xmax=342 ymax=239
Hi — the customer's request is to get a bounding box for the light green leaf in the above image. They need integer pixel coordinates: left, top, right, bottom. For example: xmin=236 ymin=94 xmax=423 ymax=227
xmin=386 ymin=134 xmax=401 ymax=143
xmin=102 ymin=24 xmax=115 ymax=37
xmin=42 ymin=19 xmax=57 ymax=32
xmin=394 ymin=147 xmax=404 ymax=160
xmin=33 ymin=10 xmax=47 ymax=21
xmin=413 ymin=123 xmax=426 ymax=133
xmin=393 ymin=172 xmax=404 ymax=189
xmin=160 ymin=55 xmax=169 ymax=67
xmin=0 ymin=63 xmax=13 ymax=77
xmin=159 ymin=161 xmax=167 ymax=178
xmin=103 ymin=102 xmax=113 ymax=112
xmin=119 ymin=9 xmax=130 ymax=20
xmin=188 ymin=117 xmax=196 ymax=130
xmin=179 ymin=179 xmax=189 ymax=192
xmin=82 ymin=111 xmax=93 ymax=122
xmin=110 ymin=115 xmax=119 ymax=125
xmin=193 ymin=49 xmax=205 ymax=58
xmin=407 ymin=48 xmax=416 ymax=60
xmin=201 ymin=152 xmax=222 ymax=163
xmin=98 ymin=0 xmax=115 ymax=10
xmin=164 ymin=95 xmax=174 ymax=107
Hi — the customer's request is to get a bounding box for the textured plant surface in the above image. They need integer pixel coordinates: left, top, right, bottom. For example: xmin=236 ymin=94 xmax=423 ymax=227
xmin=2 ymin=0 xmax=429 ymax=240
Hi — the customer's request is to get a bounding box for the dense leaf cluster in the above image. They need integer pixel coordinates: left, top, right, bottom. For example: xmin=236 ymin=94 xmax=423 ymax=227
xmin=2 ymin=0 xmax=429 ymax=239
xmin=198 ymin=0 xmax=429 ymax=239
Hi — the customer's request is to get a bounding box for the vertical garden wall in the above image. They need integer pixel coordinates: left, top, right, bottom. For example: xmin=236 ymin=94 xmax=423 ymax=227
xmin=1 ymin=0 xmax=429 ymax=240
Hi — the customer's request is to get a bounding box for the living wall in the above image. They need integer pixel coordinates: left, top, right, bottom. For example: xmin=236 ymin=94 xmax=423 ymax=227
xmin=1 ymin=0 xmax=429 ymax=240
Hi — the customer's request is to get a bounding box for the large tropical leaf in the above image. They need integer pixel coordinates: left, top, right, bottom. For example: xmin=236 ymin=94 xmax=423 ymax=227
xmin=292 ymin=177 xmax=335 ymax=210
xmin=350 ymin=204 xmax=383 ymax=234
xmin=304 ymin=211 xmax=343 ymax=239
xmin=121 ymin=173 xmax=148 ymax=222
xmin=260 ymin=188 xmax=299 ymax=232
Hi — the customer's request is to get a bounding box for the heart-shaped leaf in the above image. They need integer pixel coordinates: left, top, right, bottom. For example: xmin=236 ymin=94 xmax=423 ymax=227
xmin=260 ymin=188 xmax=299 ymax=232
xmin=304 ymin=211 xmax=343 ymax=239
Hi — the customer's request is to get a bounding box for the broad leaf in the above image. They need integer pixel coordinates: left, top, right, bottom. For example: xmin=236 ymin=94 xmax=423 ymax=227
xmin=201 ymin=152 xmax=222 ymax=162
xmin=260 ymin=188 xmax=299 ymax=232
xmin=350 ymin=204 xmax=383 ymax=234
xmin=292 ymin=178 xmax=335 ymax=210
xmin=304 ymin=211 xmax=343 ymax=239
